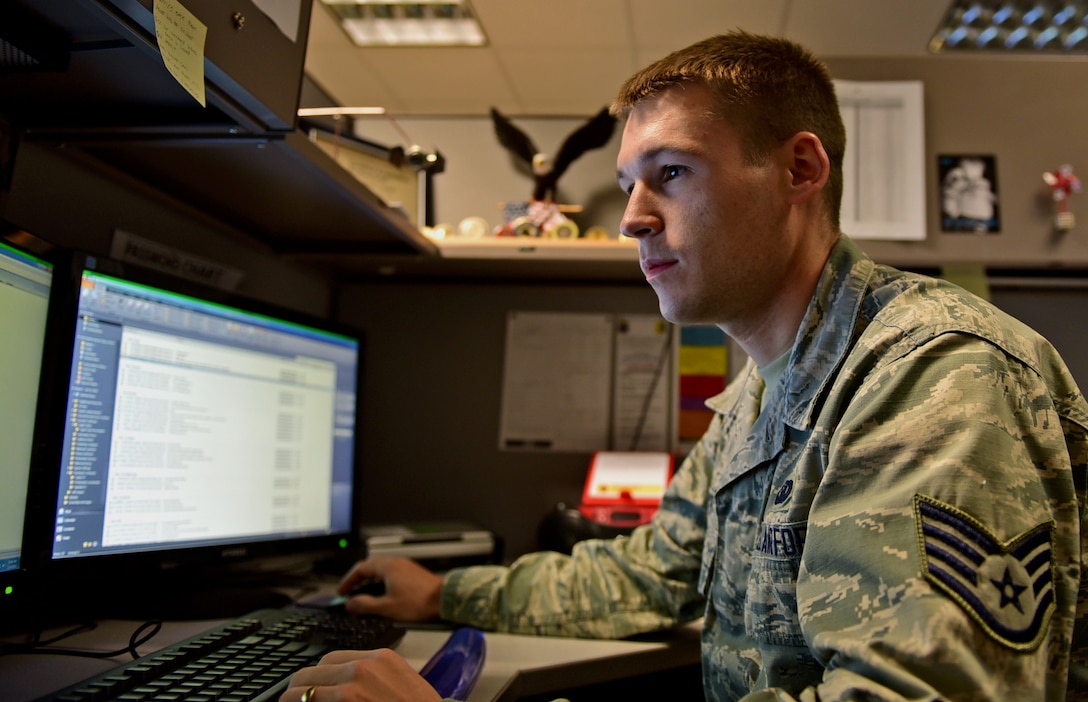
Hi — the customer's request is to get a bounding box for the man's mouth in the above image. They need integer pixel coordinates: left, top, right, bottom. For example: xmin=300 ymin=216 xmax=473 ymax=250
xmin=641 ymin=257 xmax=677 ymax=280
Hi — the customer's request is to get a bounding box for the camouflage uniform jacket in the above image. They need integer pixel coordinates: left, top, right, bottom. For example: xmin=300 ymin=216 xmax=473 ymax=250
xmin=442 ymin=236 xmax=1088 ymax=701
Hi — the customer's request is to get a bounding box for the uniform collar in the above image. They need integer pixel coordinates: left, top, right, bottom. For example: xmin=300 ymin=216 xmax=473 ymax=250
xmin=706 ymin=236 xmax=875 ymax=433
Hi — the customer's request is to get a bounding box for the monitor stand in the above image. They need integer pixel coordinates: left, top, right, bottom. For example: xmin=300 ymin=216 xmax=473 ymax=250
xmin=35 ymin=566 xmax=299 ymax=624
xmin=105 ymin=581 xmax=296 ymax=621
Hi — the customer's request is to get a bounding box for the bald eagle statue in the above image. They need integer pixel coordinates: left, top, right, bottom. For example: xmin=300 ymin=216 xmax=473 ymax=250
xmin=490 ymin=106 xmax=617 ymax=203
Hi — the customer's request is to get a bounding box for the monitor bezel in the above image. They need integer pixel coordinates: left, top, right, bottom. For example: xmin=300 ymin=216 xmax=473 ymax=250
xmin=25 ymin=251 xmax=366 ymax=599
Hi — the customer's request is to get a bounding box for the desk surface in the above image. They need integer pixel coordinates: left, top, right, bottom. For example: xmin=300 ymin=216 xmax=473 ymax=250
xmin=2 ymin=616 xmax=701 ymax=702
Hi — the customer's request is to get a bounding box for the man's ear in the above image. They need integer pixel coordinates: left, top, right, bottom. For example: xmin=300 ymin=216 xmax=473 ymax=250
xmin=784 ymin=131 xmax=830 ymax=206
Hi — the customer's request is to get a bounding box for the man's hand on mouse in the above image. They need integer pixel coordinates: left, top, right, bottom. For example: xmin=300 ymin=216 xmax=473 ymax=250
xmin=338 ymin=556 xmax=444 ymax=622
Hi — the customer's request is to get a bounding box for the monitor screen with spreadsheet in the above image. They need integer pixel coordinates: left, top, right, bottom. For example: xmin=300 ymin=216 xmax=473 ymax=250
xmin=34 ymin=252 xmax=362 ymax=598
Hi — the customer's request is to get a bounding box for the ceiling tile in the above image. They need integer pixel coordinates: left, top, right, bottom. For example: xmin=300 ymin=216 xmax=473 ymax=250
xmin=472 ymin=0 xmax=631 ymax=48
xmin=306 ymin=1 xmax=347 ymax=50
xmin=493 ymin=47 xmax=633 ymax=114
xmin=305 ymin=47 xmax=404 ymax=110
xmin=629 ymin=0 xmax=789 ymax=52
xmin=359 ymin=47 xmax=519 ymax=113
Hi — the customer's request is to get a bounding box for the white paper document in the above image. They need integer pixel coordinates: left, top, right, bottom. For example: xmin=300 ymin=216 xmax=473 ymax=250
xmin=498 ymin=312 xmax=674 ymax=453
xmin=499 ymin=312 xmax=613 ymax=452
xmin=835 ymin=80 xmax=926 ymax=241
xmin=612 ymin=315 xmax=673 ymax=452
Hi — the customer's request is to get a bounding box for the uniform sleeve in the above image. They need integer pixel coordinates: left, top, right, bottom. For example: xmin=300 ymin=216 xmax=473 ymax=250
xmin=438 ymin=434 xmax=715 ymax=638
xmin=778 ymin=333 xmax=1086 ymax=701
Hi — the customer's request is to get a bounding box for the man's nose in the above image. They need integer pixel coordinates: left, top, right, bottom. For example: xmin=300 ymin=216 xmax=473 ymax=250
xmin=619 ymin=186 xmax=661 ymax=239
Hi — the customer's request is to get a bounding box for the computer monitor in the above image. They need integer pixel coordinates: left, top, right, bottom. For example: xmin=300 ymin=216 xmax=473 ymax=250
xmin=33 ymin=252 xmax=363 ymax=618
xmin=0 ymin=239 xmax=53 ymax=617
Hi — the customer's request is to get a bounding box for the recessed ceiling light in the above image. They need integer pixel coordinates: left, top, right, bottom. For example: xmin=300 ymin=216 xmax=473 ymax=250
xmin=319 ymin=1 xmax=487 ymax=47
xmin=930 ymin=1 xmax=1088 ymax=52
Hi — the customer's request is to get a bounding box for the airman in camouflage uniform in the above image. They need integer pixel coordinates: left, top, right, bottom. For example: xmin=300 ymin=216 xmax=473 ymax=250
xmin=287 ymin=31 xmax=1087 ymax=702
xmin=441 ymin=234 xmax=1088 ymax=700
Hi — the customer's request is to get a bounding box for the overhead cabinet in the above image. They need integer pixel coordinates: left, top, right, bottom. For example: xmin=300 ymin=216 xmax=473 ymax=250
xmin=1 ymin=0 xmax=310 ymax=132
xmin=0 ymin=0 xmax=436 ymax=257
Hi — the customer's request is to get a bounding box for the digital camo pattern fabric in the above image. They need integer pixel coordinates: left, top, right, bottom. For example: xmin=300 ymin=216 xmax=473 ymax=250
xmin=441 ymin=236 xmax=1088 ymax=701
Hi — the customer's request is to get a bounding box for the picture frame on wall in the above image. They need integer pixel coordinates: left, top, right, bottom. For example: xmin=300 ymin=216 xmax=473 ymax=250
xmin=938 ymin=154 xmax=1000 ymax=234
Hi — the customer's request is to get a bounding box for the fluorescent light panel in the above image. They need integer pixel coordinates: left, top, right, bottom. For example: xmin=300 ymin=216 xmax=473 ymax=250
xmin=320 ymin=0 xmax=487 ymax=47
xmin=930 ymin=1 xmax=1088 ymax=51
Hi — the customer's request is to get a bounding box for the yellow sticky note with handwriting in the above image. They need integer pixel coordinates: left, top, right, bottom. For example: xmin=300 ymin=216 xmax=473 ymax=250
xmin=153 ymin=0 xmax=207 ymax=107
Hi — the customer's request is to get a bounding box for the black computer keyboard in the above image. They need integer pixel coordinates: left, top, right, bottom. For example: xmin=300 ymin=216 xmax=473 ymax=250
xmin=34 ymin=608 xmax=405 ymax=702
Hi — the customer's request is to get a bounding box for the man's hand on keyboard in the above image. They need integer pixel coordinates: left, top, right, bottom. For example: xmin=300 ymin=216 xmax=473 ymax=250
xmin=338 ymin=556 xmax=444 ymax=622
xmin=282 ymin=649 xmax=443 ymax=702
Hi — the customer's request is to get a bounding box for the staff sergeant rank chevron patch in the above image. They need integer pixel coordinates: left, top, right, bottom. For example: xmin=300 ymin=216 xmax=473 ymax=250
xmin=913 ymin=494 xmax=1055 ymax=651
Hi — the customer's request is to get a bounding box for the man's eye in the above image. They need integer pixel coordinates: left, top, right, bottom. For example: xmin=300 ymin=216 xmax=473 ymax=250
xmin=662 ymin=165 xmax=685 ymax=182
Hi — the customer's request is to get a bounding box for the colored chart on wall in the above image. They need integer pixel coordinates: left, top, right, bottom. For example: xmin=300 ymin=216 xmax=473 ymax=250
xmin=677 ymin=326 xmax=728 ymax=443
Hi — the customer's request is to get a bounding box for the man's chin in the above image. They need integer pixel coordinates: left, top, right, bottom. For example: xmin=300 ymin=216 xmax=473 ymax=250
xmin=655 ymin=301 xmax=689 ymax=325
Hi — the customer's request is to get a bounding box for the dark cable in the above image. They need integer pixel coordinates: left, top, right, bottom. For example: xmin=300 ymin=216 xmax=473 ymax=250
xmin=0 ymin=621 xmax=97 ymax=655
xmin=33 ymin=621 xmax=99 ymax=647
xmin=125 ymin=619 xmax=163 ymax=659
xmin=0 ymin=619 xmax=162 ymax=660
